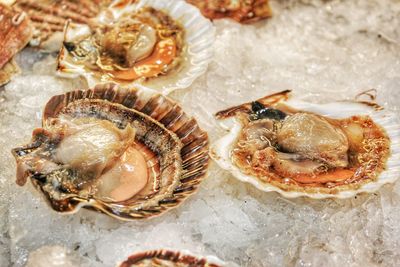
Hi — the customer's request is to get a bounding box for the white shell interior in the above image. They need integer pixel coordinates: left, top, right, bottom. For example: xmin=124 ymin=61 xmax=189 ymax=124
xmin=212 ymin=99 xmax=400 ymax=199
xmin=57 ymin=0 xmax=215 ymax=95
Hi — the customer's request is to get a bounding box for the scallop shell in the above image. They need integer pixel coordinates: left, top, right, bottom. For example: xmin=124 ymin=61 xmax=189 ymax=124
xmin=211 ymin=90 xmax=400 ymax=199
xmin=0 ymin=3 xmax=32 ymax=68
xmin=0 ymin=58 xmax=20 ymax=87
xmin=0 ymin=3 xmax=32 ymax=85
xmin=118 ymin=250 xmax=226 ymax=267
xmin=13 ymin=0 xmax=112 ymax=51
xmin=186 ymin=0 xmax=272 ymax=24
xmin=12 ymin=83 xmax=210 ymax=220
xmin=57 ymin=0 xmax=215 ymax=94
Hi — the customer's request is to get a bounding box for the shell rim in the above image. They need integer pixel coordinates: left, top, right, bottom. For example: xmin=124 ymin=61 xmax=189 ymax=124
xmin=117 ymin=249 xmax=227 ymax=267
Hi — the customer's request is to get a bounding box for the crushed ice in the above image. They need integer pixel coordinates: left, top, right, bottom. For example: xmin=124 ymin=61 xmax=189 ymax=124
xmin=1 ymin=0 xmax=400 ymax=266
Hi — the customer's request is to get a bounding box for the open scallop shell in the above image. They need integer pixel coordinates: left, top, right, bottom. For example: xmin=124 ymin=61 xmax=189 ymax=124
xmin=12 ymin=83 xmax=210 ymax=220
xmin=118 ymin=250 xmax=226 ymax=267
xmin=211 ymin=90 xmax=400 ymax=199
xmin=57 ymin=0 xmax=215 ymax=95
xmin=13 ymin=0 xmax=112 ymax=51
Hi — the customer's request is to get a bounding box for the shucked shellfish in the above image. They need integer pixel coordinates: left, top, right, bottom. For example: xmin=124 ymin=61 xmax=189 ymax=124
xmin=119 ymin=250 xmax=226 ymax=267
xmin=186 ymin=0 xmax=272 ymax=24
xmin=57 ymin=0 xmax=215 ymax=94
xmin=12 ymin=83 xmax=210 ymax=220
xmin=211 ymin=90 xmax=400 ymax=198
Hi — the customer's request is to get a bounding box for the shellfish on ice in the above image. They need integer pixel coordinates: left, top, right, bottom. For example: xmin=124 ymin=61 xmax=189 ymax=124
xmin=12 ymin=83 xmax=210 ymax=220
xmin=119 ymin=249 xmax=226 ymax=267
xmin=57 ymin=0 xmax=215 ymax=94
xmin=186 ymin=0 xmax=272 ymax=24
xmin=211 ymin=90 xmax=400 ymax=198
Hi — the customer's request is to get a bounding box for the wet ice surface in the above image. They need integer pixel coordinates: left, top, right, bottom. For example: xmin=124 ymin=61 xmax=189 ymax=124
xmin=1 ymin=0 xmax=400 ymax=266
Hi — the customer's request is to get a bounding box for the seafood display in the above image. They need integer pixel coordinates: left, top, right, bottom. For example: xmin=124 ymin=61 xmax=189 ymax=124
xmin=119 ymin=250 xmax=226 ymax=267
xmin=211 ymin=90 xmax=400 ymax=198
xmin=186 ymin=0 xmax=272 ymax=23
xmin=12 ymin=83 xmax=210 ymax=220
xmin=0 ymin=2 xmax=32 ymax=85
xmin=13 ymin=0 xmax=112 ymax=51
xmin=3 ymin=0 xmax=400 ymax=265
xmin=57 ymin=0 xmax=215 ymax=94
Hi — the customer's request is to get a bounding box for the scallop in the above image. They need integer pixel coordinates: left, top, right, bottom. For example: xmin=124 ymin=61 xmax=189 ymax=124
xmin=118 ymin=250 xmax=226 ymax=267
xmin=211 ymin=90 xmax=400 ymax=198
xmin=0 ymin=2 xmax=32 ymax=85
xmin=12 ymin=83 xmax=210 ymax=220
xmin=13 ymin=0 xmax=112 ymax=51
xmin=57 ymin=0 xmax=215 ymax=94
xmin=186 ymin=0 xmax=272 ymax=24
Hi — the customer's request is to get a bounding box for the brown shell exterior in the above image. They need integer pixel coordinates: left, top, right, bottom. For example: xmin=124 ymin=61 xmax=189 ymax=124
xmin=14 ymin=0 xmax=111 ymax=46
xmin=0 ymin=3 xmax=32 ymax=68
xmin=0 ymin=58 xmax=20 ymax=86
xmin=186 ymin=0 xmax=272 ymax=24
xmin=119 ymin=250 xmax=222 ymax=267
xmin=31 ymin=83 xmax=209 ymax=220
